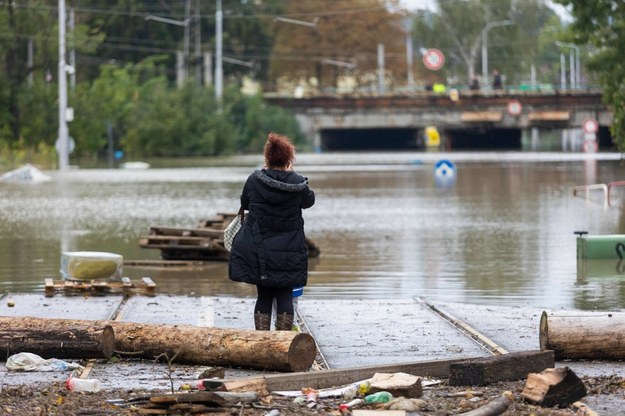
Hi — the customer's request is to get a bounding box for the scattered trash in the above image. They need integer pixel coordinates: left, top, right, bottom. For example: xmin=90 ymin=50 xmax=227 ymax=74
xmin=383 ymin=397 xmax=428 ymax=411
xmin=339 ymin=398 xmax=363 ymax=413
xmin=179 ymin=378 xmax=223 ymax=391
xmin=263 ymin=409 xmax=280 ymax=416
xmin=302 ymin=387 xmax=318 ymax=409
xmin=293 ymin=396 xmax=306 ymax=405
xmin=66 ymin=377 xmax=102 ymax=392
xmin=6 ymin=352 xmax=83 ymax=372
xmin=364 ymin=391 xmax=393 ymax=403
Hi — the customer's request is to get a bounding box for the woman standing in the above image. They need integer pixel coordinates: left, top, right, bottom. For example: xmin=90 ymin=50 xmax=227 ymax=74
xmin=229 ymin=133 xmax=315 ymax=331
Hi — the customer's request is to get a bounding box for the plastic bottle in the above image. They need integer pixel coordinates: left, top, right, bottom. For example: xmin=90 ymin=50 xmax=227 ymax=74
xmin=364 ymin=391 xmax=393 ymax=403
xmin=66 ymin=377 xmax=102 ymax=392
xmin=302 ymin=387 xmax=318 ymax=409
xmin=341 ymin=384 xmax=359 ymax=399
xmin=189 ymin=379 xmax=223 ymax=391
xmin=339 ymin=398 xmax=363 ymax=413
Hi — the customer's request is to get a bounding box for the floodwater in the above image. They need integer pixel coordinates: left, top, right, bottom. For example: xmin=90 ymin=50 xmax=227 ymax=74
xmin=1 ymin=151 xmax=625 ymax=310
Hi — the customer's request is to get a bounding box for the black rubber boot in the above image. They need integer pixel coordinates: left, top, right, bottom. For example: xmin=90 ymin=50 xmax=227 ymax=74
xmin=275 ymin=313 xmax=294 ymax=331
xmin=254 ymin=312 xmax=271 ymax=330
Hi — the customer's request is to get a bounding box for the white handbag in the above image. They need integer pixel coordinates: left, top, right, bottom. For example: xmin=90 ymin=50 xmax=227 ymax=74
xmin=224 ymin=208 xmax=244 ymax=252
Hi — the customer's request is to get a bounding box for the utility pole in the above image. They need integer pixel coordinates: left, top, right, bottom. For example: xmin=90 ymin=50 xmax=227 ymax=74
xmin=194 ymin=0 xmax=201 ymax=85
xmin=183 ymin=0 xmax=191 ymax=82
xmin=481 ymin=20 xmax=512 ymax=85
xmin=215 ymin=0 xmax=223 ymax=100
xmin=377 ymin=43 xmax=385 ymax=94
xmin=556 ymin=42 xmax=579 ymax=89
xmin=58 ymin=0 xmax=69 ymax=171
xmin=69 ymin=1 xmax=76 ymax=91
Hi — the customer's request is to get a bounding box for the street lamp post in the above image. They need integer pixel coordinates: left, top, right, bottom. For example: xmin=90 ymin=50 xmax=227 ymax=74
xmin=215 ymin=0 xmax=223 ymax=100
xmin=481 ymin=20 xmax=513 ymax=85
xmin=58 ymin=0 xmax=69 ymax=171
xmin=555 ymin=41 xmax=580 ymax=89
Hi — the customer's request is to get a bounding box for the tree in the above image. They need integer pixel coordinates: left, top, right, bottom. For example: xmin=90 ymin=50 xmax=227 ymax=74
xmin=0 ymin=1 xmax=56 ymax=142
xmin=269 ymin=0 xmax=406 ymax=91
xmin=411 ymin=0 xmax=559 ymax=87
xmin=555 ymin=0 xmax=625 ymax=150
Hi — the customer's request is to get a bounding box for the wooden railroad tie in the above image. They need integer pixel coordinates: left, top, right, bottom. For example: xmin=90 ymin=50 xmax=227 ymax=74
xmin=44 ymin=276 xmax=156 ymax=297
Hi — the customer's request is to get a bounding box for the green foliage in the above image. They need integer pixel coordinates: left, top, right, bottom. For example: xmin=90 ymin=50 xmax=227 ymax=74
xmin=556 ymin=0 xmax=625 ymax=150
xmin=412 ymin=0 xmax=560 ymax=86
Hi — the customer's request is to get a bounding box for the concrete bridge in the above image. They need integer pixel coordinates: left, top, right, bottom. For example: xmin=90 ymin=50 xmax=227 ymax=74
xmin=266 ymin=90 xmax=613 ymax=152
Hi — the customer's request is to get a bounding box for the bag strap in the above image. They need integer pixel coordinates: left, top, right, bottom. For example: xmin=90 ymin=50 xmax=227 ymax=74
xmin=237 ymin=206 xmax=245 ymax=222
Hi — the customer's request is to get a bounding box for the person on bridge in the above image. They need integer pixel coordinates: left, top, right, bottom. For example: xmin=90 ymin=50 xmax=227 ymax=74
xmin=470 ymin=76 xmax=480 ymax=91
xmin=229 ymin=133 xmax=315 ymax=331
xmin=492 ymin=69 xmax=503 ymax=89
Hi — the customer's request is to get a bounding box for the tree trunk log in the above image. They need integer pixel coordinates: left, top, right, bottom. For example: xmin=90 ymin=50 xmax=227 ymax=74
xmin=540 ymin=311 xmax=625 ymax=359
xmin=0 ymin=316 xmax=115 ymax=359
xmin=105 ymin=320 xmax=316 ymax=372
xmin=521 ymin=367 xmax=586 ymax=408
xmin=1 ymin=316 xmax=317 ymax=371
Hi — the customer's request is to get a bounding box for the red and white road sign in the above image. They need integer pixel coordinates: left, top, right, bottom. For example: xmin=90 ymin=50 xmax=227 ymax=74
xmin=582 ymin=118 xmax=599 ymax=134
xmin=423 ymin=49 xmax=445 ymax=71
xmin=507 ymin=100 xmax=522 ymax=116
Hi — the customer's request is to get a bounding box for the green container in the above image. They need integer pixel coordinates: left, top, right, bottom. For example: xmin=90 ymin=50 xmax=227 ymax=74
xmin=577 ymin=235 xmax=625 ymax=260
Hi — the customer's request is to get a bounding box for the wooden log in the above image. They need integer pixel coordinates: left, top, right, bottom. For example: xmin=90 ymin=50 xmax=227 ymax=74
xmin=521 ymin=367 xmax=586 ymax=408
xmin=2 ymin=316 xmax=316 ymax=371
xmin=0 ymin=316 xmax=115 ymax=359
xmin=449 ymin=350 xmax=555 ymax=386
xmin=459 ymin=391 xmax=514 ymax=416
xmin=540 ymin=310 xmax=625 ymax=359
xmin=105 ymin=320 xmax=316 ymax=372
xmin=223 ymin=356 xmax=480 ymax=392
xmin=148 ymin=391 xmax=257 ymax=406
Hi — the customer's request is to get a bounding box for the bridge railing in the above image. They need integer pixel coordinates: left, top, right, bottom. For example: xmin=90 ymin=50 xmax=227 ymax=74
xmin=573 ymin=181 xmax=625 ymax=207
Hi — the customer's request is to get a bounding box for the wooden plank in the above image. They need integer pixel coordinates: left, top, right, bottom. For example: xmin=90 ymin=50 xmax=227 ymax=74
xmin=460 ymin=111 xmax=502 ymax=122
xmin=448 ymin=350 xmax=555 ymax=386
xmin=223 ymin=356 xmax=480 ymax=392
xmin=124 ymin=260 xmax=209 ymax=268
xmin=528 ymin=111 xmax=570 ymax=121
xmin=44 ymin=278 xmax=54 ymax=297
xmin=149 ymin=226 xmax=223 ymax=239
xmin=43 ymin=278 xmax=156 ymax=297
xmin=139 ymin=236 xmax=216 ymax=247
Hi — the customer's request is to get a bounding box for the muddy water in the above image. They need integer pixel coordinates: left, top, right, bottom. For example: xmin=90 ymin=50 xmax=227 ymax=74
xmin=1 ymin=152 xmax=624 ymax=310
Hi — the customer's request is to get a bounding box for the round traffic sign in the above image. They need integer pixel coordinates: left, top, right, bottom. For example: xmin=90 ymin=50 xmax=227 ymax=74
xmin=55 ymin=136 xmax=76 ymax=154
xmin=507 ymin=100 xmax=522 ymax=116
xmin=582 ymin=118 xmax=599 ymax=134
xmin=423 ymin=49 xmax=445 ymax=71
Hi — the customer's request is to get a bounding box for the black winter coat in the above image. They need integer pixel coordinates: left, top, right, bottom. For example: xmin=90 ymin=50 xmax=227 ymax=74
xmin=228 ymin=169 xmax=315 ymax=288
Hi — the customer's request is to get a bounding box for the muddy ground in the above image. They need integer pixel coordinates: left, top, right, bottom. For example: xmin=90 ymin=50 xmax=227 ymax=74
xmin=1 ymin=375 xmax=623 ymax=415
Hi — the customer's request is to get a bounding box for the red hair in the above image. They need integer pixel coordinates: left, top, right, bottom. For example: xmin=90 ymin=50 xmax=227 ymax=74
xmin=264 ymin=132 xmax=295 ymax=168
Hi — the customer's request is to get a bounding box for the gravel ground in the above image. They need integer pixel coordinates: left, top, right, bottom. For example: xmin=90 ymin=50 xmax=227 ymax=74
xmin=1 ymin=375 xmax=622 ymax=415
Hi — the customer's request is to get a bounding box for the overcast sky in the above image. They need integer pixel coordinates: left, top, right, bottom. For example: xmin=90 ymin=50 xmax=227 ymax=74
xmin=398 ymin=0 xmax=572 ymax=22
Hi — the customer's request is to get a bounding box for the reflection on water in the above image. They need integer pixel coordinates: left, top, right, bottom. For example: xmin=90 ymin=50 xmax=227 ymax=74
xmin=1 ymin=152 xmax=625 ymax=310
